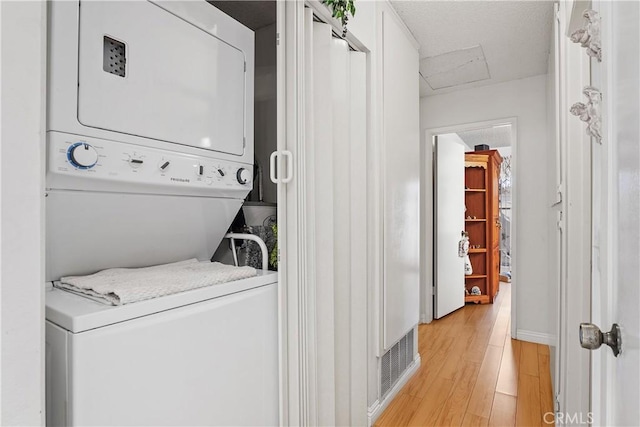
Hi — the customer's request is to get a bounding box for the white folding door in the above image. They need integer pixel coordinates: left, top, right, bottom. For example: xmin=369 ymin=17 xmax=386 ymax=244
xmin=303 ymin=11 xmax=367 ymax=426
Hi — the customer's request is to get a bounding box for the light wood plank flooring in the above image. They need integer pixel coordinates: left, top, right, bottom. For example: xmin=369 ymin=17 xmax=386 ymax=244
xmin=375 ymin=283 xmax=554 ymax=427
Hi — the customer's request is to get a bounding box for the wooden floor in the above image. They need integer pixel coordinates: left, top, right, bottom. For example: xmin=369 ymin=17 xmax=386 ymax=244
xmin=375 ymin=283 xmax=554 ymax=427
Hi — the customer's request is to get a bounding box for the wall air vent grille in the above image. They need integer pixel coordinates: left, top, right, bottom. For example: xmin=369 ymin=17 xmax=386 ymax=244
xmin=380 ymin=328 xmax=415 ymax=398
xmin=390 ymin=341 xmax=400 ymax=382
xmin=407 ymin=328 xmax=414 ymax=363
xmin=103 ymin=36 xmax=126 ymax=77
xmin=398 ymin=337 xmax=407 ymax=379
xmin=381 ymin=347 xmax=391 ymax=396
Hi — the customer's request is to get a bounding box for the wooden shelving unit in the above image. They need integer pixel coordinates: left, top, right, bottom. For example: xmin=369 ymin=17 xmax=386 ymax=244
xmin=464 ymin=150 xmax=503 ymax=304
xmin=465 ymin=294 xmax=490 ymax=304
xmin=468 ymin=248 xmax=487 ymax=253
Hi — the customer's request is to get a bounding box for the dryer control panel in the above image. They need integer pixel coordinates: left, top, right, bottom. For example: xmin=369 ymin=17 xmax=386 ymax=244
xmin=47 ymin=132 xmax=253 ymax=196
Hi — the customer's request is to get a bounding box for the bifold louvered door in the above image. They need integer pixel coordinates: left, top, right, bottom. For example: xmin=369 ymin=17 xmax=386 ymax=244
xmin=302 ymin=9 xmax=367 ymax=426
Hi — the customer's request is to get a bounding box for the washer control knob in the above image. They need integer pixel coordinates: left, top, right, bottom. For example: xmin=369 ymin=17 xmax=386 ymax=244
xmin=129 ymin=158 xmax=144 ymax=168
xmin=68 ymin=142 xmax=98 ymax=169
xmin=159 ymin=160 xmax=170 ymax=171
xmin=237 ymin=168 xmax=251 ymax=185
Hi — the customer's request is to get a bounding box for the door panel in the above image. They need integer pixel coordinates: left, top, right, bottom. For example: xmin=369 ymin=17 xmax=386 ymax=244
xmin=610 ymin=2 xmax=640 ymax=419
xmin=591 ymin=1 xmax=640 ymax=425
xmin=434 ymin=137 xmax=465 ymax=319
xmin=310 ymin=18 xmax=337 ymax=426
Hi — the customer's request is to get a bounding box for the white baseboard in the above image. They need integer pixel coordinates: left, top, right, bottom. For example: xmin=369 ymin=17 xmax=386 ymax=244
xmin=516 ymin=329 xmax=557 ymax=346
xmin=419 ymin=313 xmax=432 ymax=324
xmin=367 ymin=354 xmax=421 ymax=426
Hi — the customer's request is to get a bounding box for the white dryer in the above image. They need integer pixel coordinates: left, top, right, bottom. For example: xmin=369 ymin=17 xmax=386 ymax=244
xmin=44 ymin=1 xmax=278 ymax=425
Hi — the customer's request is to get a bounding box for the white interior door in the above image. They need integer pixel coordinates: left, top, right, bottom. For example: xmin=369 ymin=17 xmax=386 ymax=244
xmin=590 ymin=1 xmax=640 ymax=425
xmin=434 ymin=136 xmax=465 ymax=319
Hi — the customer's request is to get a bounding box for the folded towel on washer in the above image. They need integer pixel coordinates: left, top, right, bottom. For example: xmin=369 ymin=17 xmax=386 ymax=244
xmin=56 ymin=259 xmax=257 ymax=306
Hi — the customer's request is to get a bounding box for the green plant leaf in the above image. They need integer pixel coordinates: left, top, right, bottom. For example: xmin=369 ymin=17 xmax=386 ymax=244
xmin=322 ymin=0 xmax=356 ymax=36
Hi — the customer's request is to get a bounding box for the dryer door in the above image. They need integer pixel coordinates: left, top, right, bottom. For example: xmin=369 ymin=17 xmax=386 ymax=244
xmin=77 ymin=1 xmax=247 ymax=156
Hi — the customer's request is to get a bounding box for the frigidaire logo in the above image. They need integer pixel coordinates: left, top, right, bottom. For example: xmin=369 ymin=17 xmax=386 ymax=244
xmin=171 ymin=177 xmax=190 ymax=183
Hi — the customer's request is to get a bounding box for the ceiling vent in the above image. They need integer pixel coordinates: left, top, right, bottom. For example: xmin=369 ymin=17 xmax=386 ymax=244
xmin=420 ymin=45 xmax=490 ymax=90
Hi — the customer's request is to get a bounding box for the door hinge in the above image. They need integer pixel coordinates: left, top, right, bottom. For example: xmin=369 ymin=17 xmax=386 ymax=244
xmin=276 ymin=32 xmax=280 ymax=46
xmin=557 ymin=210 xmax=563 ymax=231
xmin=551 ymin=184 xmax=564 ymax=207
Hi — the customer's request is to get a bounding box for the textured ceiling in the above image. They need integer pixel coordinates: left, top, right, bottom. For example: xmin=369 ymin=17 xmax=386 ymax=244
xmin=207 ymin=1 xmax=276 ymax=30
xmin=391 ymin=0 xmax=554 ymax=97
xmin=457 ymin=125 xmax=512 ymax=149
xmin=421 ymin=45 xmax=490 ymax=89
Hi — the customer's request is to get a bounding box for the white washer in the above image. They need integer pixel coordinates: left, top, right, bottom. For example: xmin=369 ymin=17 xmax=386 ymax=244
xmin=46 ymin=273 xmax=278 ymax=426
xmin=44 ymin=2 xmax=278 ymax=425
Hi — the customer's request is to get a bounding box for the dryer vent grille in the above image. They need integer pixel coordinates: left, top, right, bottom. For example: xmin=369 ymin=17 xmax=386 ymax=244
xmin=103 ymin=36 xmax=126 ymax=77
xmin=380 ymin=328 xmax=415 ymax=398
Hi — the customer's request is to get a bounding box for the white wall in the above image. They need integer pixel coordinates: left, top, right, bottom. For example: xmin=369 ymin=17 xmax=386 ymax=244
xmin=497 ymin=146 xmax=512 ymax=158
xmin=421 ymin=74 xmax=556 ymax=342
xmin=366 ymin=2 xmax=422 ymax=423
xmin=0 ymin=1 xmax=46 ymax=424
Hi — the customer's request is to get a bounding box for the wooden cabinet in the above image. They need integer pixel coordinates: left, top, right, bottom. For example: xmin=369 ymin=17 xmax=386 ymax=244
xmin=464 ymin=150 xmax=503 ymax=304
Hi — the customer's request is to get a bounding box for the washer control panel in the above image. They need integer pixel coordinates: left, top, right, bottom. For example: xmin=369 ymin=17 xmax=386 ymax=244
xmin=48 ymin=133 xmax=252 ymax=191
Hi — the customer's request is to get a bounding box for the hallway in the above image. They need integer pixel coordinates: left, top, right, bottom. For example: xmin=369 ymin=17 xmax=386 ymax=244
xmin=375 ymin=283 xmax=554 ymax=426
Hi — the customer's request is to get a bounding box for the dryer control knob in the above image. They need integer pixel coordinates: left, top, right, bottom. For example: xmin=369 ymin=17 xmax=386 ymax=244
xmin=237 ymin=168 xmax=251 ymax=185
xmin=68 ymin=143 xmax=98 ymax=169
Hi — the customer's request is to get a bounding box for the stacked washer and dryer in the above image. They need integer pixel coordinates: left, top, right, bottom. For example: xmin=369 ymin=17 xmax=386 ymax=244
xmin=44 ymin=1 xmax=278 ymax=425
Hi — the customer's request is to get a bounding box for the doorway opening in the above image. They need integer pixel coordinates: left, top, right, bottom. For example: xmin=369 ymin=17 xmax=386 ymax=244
xmin=423 ymin=117 xmax=517 ymax=335
xmin=456 ymin=125 xmax=513 ymax=286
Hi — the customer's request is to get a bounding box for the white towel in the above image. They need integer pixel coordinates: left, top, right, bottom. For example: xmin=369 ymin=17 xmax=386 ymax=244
xmin=57 ymin=259 xmax=257 ymax=306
